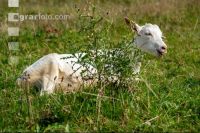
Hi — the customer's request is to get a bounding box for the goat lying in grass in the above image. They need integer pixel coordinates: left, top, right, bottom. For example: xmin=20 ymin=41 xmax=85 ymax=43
xmin=17 ymin=18 xmax=167 ymax=95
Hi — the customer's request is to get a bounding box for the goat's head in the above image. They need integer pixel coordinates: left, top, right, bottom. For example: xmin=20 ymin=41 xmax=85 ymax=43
xmin=125 ymin=17 xmax=167 ymax=57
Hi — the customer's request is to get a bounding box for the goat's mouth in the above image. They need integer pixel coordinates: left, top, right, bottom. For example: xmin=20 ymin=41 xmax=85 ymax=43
xmin=156 ymin=49 xmax=165 ymax=57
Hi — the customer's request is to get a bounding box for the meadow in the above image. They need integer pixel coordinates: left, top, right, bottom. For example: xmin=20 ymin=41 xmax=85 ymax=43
xmin=0 ymin=0 xmax=200 ymax=132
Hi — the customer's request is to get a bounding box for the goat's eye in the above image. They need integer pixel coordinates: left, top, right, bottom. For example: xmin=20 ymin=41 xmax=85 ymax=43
xmin=145 ymin=32 xmax=152 ymax=36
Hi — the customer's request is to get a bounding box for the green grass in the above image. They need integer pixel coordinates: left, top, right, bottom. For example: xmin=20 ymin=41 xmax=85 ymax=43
xmin=0 ymin=0 xmax=200 ymax=132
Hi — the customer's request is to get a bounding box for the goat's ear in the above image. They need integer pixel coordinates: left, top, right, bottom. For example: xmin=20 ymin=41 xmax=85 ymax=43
xmin=124 ymin=17 xmax=141 ymax=34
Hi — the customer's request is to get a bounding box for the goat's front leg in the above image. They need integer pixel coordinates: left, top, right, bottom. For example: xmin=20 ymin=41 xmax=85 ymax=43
xmin=40 ymin=61 xmax=59 ymax=96
xmin=40 ymin=75 xmax=56 ymax=95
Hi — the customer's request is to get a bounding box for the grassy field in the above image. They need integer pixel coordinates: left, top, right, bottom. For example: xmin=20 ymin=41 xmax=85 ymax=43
xmin=0 ymin=0 xmax=200 ymax=132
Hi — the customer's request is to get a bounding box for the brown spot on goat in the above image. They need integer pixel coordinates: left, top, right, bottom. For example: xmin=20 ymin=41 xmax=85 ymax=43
xmin=68 ymin=84 xmax=72 ymax=87
xmin=61 ymin=77 xmax=64 ymax=82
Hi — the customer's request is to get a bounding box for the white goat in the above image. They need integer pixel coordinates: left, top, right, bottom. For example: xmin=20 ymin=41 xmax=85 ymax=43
xmin=17 ymin=18 xmax=167 ymax=95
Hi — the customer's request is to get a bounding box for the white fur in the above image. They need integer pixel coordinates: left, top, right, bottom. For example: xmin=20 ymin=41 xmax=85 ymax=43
xmin=133 ymin=23 xmax=167 ymax=56
xmin=17 ymin=21 xmax=167 ymax=95
xmin=17 ymin=53 xmax=98 ymax=95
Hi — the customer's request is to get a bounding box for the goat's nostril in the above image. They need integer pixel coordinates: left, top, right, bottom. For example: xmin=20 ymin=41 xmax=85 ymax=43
xmin=161 ymin=46 xmax=166 ymax=50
